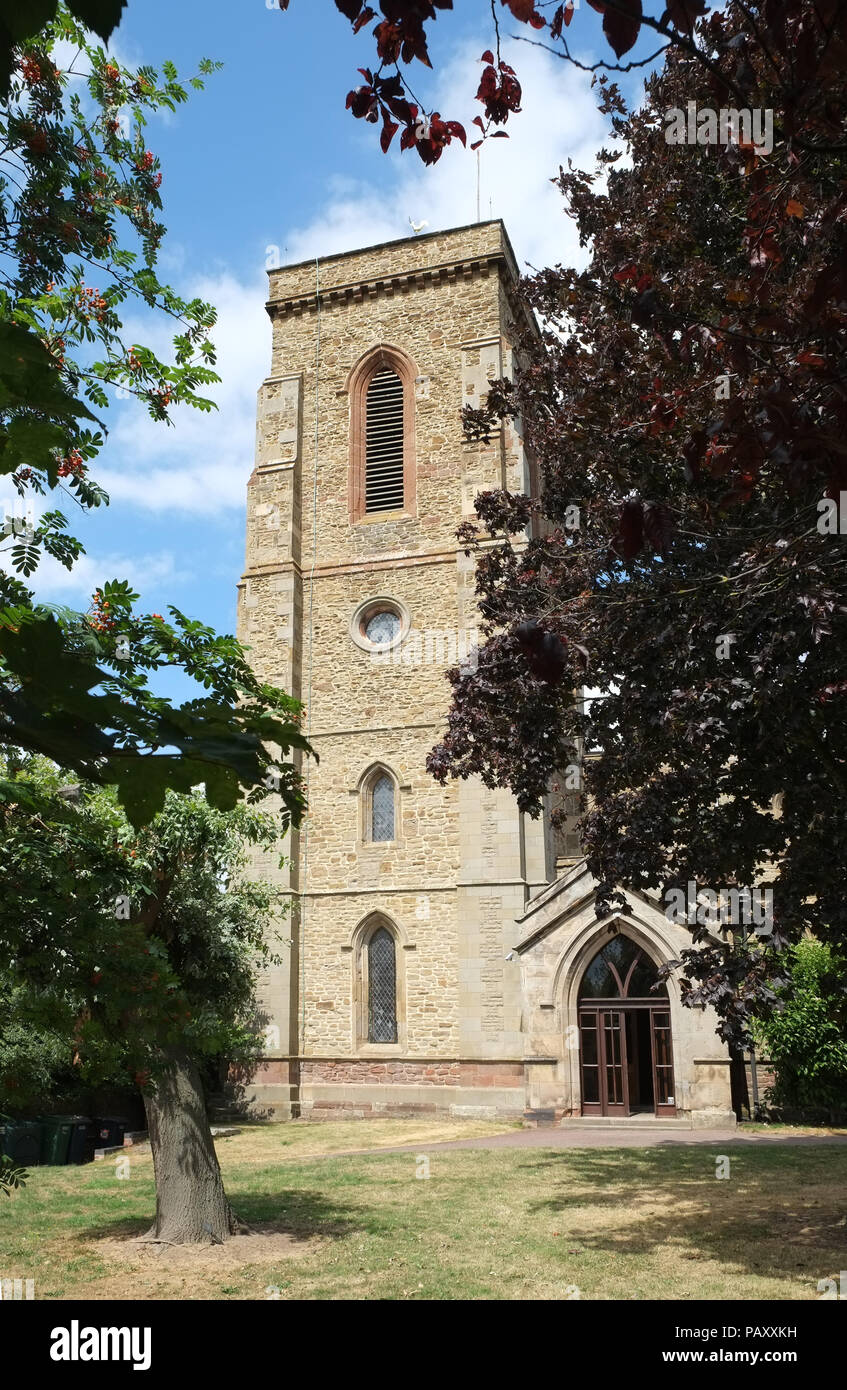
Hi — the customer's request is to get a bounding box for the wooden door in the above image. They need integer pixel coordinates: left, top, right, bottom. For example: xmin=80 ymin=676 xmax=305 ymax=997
xmin=600 ymin=1008 xmax=629 ymax=1115
xmin=579 ymin=1007 xmax=630 ymax=1115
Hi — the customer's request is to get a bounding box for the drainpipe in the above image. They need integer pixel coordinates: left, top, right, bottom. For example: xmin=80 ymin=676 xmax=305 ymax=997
xmin=741 ymin=921 xmax=760 ymax=1119
xmin=748 ymin=1045 xmax=760 ymax=1118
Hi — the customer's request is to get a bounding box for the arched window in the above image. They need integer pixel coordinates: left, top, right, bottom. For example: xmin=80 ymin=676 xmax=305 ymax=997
xmin=348 ymin=347 xmax=416 ymax=522
xmin=368 ymin=926 xmax=398 ymax=1043
xmin=371 ymin=773 xmax=395 ymax=842
xmin=351 ymin=913 xmax=407 ymax=1050
xmin=578 ymin=936 xmax=668 ymax=1001
xmin=365 ymin=369 xmax=405 ymax=513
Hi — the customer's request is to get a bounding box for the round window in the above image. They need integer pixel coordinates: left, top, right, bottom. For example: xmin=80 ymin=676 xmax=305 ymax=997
xmin=350 ymin=597 xmax=409 ymax=653
xmin=365 ymin=610 xmax=401 ymax=645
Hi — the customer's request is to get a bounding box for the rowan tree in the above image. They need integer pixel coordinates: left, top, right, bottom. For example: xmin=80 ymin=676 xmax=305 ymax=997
xmin=0 ymin=7 xmax=311 ymax=824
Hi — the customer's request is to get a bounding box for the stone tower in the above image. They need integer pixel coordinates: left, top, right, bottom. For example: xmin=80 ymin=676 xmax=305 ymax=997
xmin=237 ymin=219 xmax=735 ymax=1128
xmin=237 ymin=221 xmax=554 ymax=1118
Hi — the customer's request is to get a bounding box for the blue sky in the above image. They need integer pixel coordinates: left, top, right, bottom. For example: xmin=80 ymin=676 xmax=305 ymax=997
xmin=25 ymin=0 xmax=662 ymax=704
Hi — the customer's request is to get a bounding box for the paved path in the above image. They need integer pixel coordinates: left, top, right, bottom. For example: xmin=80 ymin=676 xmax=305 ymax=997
xmin=331 ymin=1127 xmax=847 ymax=1158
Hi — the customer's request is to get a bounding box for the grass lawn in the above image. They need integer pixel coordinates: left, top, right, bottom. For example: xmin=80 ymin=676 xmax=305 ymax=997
xmin=2 ymin=1118 xmax=846 ymax=1300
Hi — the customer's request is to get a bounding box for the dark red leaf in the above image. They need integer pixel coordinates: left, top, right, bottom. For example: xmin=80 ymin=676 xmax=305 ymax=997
xmin=502 ymin=0 xmax=544 ymax=22
xmin=515 ymin=620 xmax=568 ymax=684
xmin=386 ymin=93 xmax=416 ymax=125
xmin=380 ymin=109 xmax=400 ymax=152
xmin=631 ymin=287 xmax=661 ymax=327
xmin=335 ymin=0 xmax=365 ymax=21
xmin=682 ymin=431 xmax=706 ymax=483
xmin=352 ymin=5 xmax=376 ymax=34
xmin=662 ymin=0 xmax=707 ymax=32
xmin=643 ymin=501 xmax=674 ymax=557
xmin=613 ymin=499 xmax=644 ymax=559
xmin=375 ymin=19 xmax=403 ymax=63
xmin=603 ymin=0 xmax=642 ymax=57
xmin=475 ymin=59 xmax=522 ymax=124
xmin=346 ymin=85 xmax=378 ymax=120
xmin=481 ymin=49 xmax=495 ymax=64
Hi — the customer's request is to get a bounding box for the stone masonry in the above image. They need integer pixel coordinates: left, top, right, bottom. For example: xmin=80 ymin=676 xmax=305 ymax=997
xmin=236 ymin=220 xmax=735 ymax=1127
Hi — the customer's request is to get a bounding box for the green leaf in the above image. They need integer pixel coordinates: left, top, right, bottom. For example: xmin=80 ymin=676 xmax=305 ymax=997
xmin=0 ymin=319 xmax=100 ymax=479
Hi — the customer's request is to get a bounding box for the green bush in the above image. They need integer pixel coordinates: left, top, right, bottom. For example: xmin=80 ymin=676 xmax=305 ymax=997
xmin=0 ymin=978 xmax=134 ymax=1113
xmin=0 ymin=981 xmax=77 ymax=1110
xmin=756 ymin=941 xmax=847 ymax=1114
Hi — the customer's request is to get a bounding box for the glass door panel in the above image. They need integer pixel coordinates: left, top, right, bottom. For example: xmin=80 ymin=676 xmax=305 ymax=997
xmin=651 ymin=1009 xmax=676 ymax=1114
xmin=601 ymin=1009 xmax=629 ymax=1116
xmin=579 ymin=1009 xmax=602 ymax=1114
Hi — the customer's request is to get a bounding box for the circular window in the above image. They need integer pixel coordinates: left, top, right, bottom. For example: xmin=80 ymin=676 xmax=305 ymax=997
xmin=350 ymin=596 xmax=410 ymax=653
xmin=365 ymin=610 xmax=400 ymax=645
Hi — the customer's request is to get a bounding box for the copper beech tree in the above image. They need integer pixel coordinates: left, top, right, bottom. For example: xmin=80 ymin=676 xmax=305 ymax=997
xmin=425 ymin=3 xmax=847 ymax=1041
xmin=279 ymin=1 xmax=847 ymax=1036
xmin=279 ymin=1 xmax=729 ymax=163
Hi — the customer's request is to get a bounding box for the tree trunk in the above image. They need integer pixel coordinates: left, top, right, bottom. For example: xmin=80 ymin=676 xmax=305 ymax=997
xmin=142 ymin=1049 xmax=241 ymax=1244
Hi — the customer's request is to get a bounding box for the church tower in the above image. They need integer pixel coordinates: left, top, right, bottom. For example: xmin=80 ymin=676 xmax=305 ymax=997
xmin=237 ymin=219 xmax=736 ymax=1128
xmin=237 ymin=221 xmax=555 ymax=1118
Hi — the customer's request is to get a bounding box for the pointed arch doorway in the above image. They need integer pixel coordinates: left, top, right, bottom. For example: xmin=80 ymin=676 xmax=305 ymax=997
xmin=577 ymin=935 xmax=676 ymax=1117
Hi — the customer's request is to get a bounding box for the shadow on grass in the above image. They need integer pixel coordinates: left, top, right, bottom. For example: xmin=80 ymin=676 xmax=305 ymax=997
xmin=518 ymin=1145 xmax=847 ymax=1287
xmin=78 ymin=1187 xmax=362 ymax=1246
xmin=517 ymin=1143 xmax=846 ymax=1184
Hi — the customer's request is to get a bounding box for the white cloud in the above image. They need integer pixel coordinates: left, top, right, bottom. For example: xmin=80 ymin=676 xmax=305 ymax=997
xmin=282 ymin=37 xmax=609 ymax=274
xmin=78 ymin=40 xmax=610 ymax=522
xmin=3 ymin=545 xmax=183 ymax=606
xmin=53 ymin=27 xmax=145 ymax=91
xmin=97 ymin=271 xmax=269 ymax=515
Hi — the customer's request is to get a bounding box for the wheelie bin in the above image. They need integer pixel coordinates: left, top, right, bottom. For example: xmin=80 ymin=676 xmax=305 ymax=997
xmin=92 ymin=1117 xmax=127 ymax=1151
xmin=0 ymin=1116 xmax=42 ymax=1167
xmin=39 ymin=1115 xmax=74 ymax=1165
xmin=66 ymin=1116 xmax=94 ymax=1164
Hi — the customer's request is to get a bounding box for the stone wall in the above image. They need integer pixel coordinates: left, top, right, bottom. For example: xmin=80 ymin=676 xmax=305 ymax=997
xmin=235 ymin=220 xmax=736 ymax=1128
xmin=514 ymin=862 xmax=735 ymax=1127
xmin=237 ymin=221 xmax=546 ymax=1114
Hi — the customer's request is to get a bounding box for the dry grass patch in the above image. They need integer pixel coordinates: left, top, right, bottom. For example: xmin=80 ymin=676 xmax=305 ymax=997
xmin=2 ymin=1121 xmax=846 ymax=1300
xmin=212 ymin=1115 xmax=518 ymax=1163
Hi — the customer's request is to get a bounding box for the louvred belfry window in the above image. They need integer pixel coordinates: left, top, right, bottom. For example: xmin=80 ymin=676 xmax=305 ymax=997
xmin=348 ymin=346 xmax=417 ymax=523
xmin=365 ymin=368 xmax=405 ymax=512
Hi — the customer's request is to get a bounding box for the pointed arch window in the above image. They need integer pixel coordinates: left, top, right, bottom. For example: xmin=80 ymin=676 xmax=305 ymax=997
xmin=578 ymin=936 xmax=668 ymax=1001
xmin=371 ymin=773 xmax=395 ymax=842
xmin=348 ymin=346 xmax=417 ymax=522
xmin=368 ymin=926 xmax=398 ymax=1043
